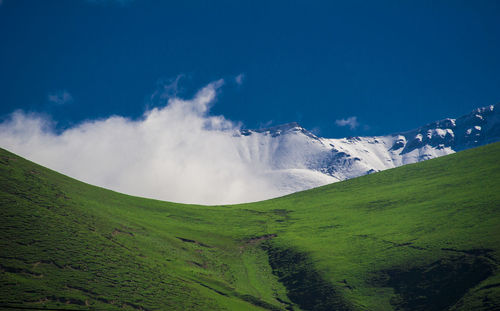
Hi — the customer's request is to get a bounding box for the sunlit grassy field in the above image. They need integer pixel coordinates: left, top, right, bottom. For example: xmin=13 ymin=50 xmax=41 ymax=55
xmin=1 ymin=142 xmax=499 ymax=310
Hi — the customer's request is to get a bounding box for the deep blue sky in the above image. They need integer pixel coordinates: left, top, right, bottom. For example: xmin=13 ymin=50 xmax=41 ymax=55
xmin=0 ymin=0 xmax=499 ymax=137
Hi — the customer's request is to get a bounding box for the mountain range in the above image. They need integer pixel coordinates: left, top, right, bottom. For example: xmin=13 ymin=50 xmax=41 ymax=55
xmin=234 ymin=104 xmax=499 ymax=194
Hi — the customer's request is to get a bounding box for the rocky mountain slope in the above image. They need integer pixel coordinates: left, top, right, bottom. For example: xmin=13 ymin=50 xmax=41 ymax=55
xmin=234 ymin=104 xmax=499 ymax=191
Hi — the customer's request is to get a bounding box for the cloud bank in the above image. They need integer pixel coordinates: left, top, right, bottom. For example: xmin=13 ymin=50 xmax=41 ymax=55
xmin=0 ymin=80 xmax=290 ymax=205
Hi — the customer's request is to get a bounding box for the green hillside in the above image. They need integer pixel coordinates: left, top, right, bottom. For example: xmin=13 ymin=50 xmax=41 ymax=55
xmin=1 ymin=142 xmax=499 ymax=310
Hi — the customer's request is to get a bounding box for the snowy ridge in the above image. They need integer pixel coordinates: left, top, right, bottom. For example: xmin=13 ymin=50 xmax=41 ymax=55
xmin=234 ymin=104 xmax=499 ymax=192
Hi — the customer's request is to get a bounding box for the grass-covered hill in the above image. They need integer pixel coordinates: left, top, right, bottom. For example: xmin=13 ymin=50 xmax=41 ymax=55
xmin=1 ymin=142 xmax=499 ymax=311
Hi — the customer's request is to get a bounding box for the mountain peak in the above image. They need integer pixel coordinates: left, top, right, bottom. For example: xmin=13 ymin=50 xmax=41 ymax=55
xmin=396 ymin=104 xmax=499 ymax=153
xmin=253 ymin=122 xmax=301 ymax=133
xmin=239 ymin=122 xmax=319 ymax=139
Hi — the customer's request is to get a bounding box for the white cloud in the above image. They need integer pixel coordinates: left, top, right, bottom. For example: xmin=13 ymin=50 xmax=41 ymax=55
xmin=235 ymin=73 xmax=245 ymax=85
xmin=335 ymin=116 xmax=359 ymax=130
xmin=0 ymin=80 xmax=296 ymax=205
xmin=48 ymin=90 xmax=73 ymax=106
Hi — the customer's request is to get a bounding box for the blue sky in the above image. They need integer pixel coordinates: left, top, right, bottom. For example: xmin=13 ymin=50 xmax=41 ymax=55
xmin=0 ymin=0 xmax=499 ymax=137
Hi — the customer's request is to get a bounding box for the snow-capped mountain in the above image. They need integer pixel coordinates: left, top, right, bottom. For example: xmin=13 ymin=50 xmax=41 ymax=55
xmin=234 ymin=104 xmax=499 ymax=191
xmin=0 ymin=103 xmax=497 ymax=205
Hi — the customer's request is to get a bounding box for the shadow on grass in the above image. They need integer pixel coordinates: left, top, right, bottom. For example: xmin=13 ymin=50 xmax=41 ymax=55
xmin=261 ymin=242 xmax=351 ymax=311
xmin=375 ymin=250 xmax=496 ymax=311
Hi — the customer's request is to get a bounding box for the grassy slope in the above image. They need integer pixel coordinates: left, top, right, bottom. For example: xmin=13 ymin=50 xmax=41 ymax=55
xmin=0 ymin=142 xmax=499 ymax=310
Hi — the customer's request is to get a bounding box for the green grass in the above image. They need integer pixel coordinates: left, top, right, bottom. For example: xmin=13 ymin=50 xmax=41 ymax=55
xmin=1 ymin=142 xmax=499 ymax=310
